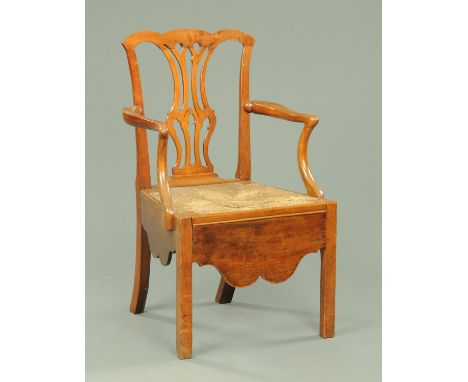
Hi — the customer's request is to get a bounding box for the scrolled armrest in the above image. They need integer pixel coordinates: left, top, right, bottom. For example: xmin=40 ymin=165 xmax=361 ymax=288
xmin=122 ymin=106 xmax=168 ymax=135
xmin=122 ymin=106 xmax=175 ymax=230
xmin=244 ymin=100 xmax=319 ymax=126
xmin=244 ymin=100 xmax=323 ymax=198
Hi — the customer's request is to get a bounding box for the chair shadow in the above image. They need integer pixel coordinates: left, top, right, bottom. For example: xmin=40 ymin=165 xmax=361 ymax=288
xmin=190 ymin=357 xmax=267 ymax=381
xmin=230 ymin=301 xmax=315 ymax=317
xmin=144 ymin=301 xmax=172 ymax=311
xmin=139 ymin=311 xmax=174 ymax=325
xmin=145 ymin=300 xmax=369 ymax=332
xmin=195 ymin=300 xmax=314 ymax=317
xmin=194 ymin=301 xmax=369 ymax=336
xmin=140 ymin=311 xmax=214 ymax=331
xmin=196 ymin=300 xmax=321 ymax=329
xmin=140 ymin=300 xmax=367 ymax=358
xmin=144 ymin=300 xmax=321 ymax=331
xmin=191 ymin=334 xmax=322 ymax=380
xmin=260 ymin=334 xmax=321 ymax=346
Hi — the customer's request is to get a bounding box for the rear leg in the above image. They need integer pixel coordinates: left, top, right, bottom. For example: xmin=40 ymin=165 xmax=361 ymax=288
xmin=215 ymin=277 xmax=235 ymax=304
xmin=130 ymin=224 xmax=151 ymax=314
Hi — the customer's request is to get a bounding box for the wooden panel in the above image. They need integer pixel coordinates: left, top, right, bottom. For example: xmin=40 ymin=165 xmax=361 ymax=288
xmin=140 ymin=192 xmax=176 ymax=265
xmin=192 ymin=212 xmax=326 ymax=287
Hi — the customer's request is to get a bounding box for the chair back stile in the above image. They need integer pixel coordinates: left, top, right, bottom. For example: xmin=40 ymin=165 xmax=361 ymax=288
xmin=122 ymin=29 xmax=255 ymax=187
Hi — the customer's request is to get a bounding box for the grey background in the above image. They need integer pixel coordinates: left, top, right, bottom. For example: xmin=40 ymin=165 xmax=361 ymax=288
xmin=86 ymin=0 xmax=381 ymax=381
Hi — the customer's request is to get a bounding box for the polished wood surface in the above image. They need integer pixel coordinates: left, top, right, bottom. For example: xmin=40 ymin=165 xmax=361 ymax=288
xmin=320 ymin=201 xmax=336 ymax=338
xmin=122 ymin=106 xmax=166 ymax=132
xmin=235 ymin=43 xmax=254 ymax=181
xmin=176 ymin=218 xmax=192 ymax=359
xmin=140 ymin=192 xmax=175 ymax=265
xmin=121 ymin=29 xmax=337 ymax=359
xmin=192 ymin=212 xmax=326 ymax=287
xmin=244 ymin=100 xmax=319 ymax=124
xmin=129 ymin=225 xmax=151 ymax=314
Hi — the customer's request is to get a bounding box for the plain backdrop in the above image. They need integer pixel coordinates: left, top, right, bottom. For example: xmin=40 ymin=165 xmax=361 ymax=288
xmin=86 ymin=0 xmax=381 ymax=381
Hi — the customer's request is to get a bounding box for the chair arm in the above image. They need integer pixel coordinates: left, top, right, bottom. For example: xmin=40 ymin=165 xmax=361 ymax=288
xmin=122 ymin=106 xmax=168 ymax=134
xmin=122 ymin=106 xmax=175 ymax=230
xmin=244 ymin=100 xmax=319 ymax=126
xmin=244 ymin=100 xmax=323 ymax=198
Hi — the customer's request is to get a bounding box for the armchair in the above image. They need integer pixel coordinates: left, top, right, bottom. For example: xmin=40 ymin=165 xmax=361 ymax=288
xmin=121 ymin=29 xmax=337 ymax=359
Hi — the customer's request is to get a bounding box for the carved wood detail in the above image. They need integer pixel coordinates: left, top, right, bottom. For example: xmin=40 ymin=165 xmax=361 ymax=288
xmin=122 ymin=29 xmax=255 ymax=178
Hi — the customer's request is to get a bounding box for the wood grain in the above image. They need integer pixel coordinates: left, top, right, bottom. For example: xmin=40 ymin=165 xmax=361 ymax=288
xmin=168 ymin=173 xmax=231 ymax=187
xmin=156 ymin=127 xmax=175 ymax=230
xmin=320 ymin=201 xmax=336 ymax=338
xmin=122 ymin=106 xmax=167 ymax=132
xmin=129 ymin=224 xmax=151 ymax=314
xmin=193 ymin=213 xmax=326 ymax=287
xmin=235 ymin=42 xmax=254 ymax=181
xmin=244 ymin=100 xmax=319 ymax=124
xmin=129 ymin=129 xmax=151 ymax=313
xmin=176 ymin=218 xmax=193 ymax=359
xmin=140 ymin=192 xmax=176 ymax=265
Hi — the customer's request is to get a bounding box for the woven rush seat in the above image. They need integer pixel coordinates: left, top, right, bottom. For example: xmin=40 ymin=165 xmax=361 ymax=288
xmin=142 ymin=181 xmax=322 ymax=216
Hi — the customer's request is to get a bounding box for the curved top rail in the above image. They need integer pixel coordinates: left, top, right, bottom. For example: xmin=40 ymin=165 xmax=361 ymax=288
xmin=122 ymin=29 xmax=255 ymax=49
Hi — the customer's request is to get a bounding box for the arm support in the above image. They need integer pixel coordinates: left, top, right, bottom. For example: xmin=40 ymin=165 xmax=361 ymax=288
xmin=122 ymin=106 xmax=175 ymax=230
xmin=244 ymin=100 xmax=324 ymax=198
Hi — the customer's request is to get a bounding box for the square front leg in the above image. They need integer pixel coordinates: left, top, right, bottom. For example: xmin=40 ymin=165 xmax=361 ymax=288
xmin=176 ymin=218 xmax=193 ymax=359
xmin=320 ymin=202 xmax=336 ymax=338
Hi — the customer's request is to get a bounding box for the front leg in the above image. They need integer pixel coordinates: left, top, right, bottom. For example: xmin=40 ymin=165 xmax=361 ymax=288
xmin=320 ymin=202 xmax=336 ymax=338
xmin=176 ymin=218 xmax=193 ymax=359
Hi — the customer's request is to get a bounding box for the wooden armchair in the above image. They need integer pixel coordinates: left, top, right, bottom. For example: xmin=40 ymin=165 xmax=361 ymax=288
xmin=121 ymin=29 xmax=337 ymax=359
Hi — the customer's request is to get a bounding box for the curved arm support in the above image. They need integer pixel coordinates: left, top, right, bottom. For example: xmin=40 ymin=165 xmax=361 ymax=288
xmin=244 ymin=100 xmax=324 ymax=198
xmin=122 ymin=106 xmax=176 ymax=230
xmin=156 ymin=131 xmax=176 ymax=230
xmin=297 ymin=124 xmax=324 ymax=198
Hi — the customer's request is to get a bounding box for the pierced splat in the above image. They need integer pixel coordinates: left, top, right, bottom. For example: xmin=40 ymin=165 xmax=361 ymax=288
xmin=122 ymin=29 xmax=255 ymax=179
